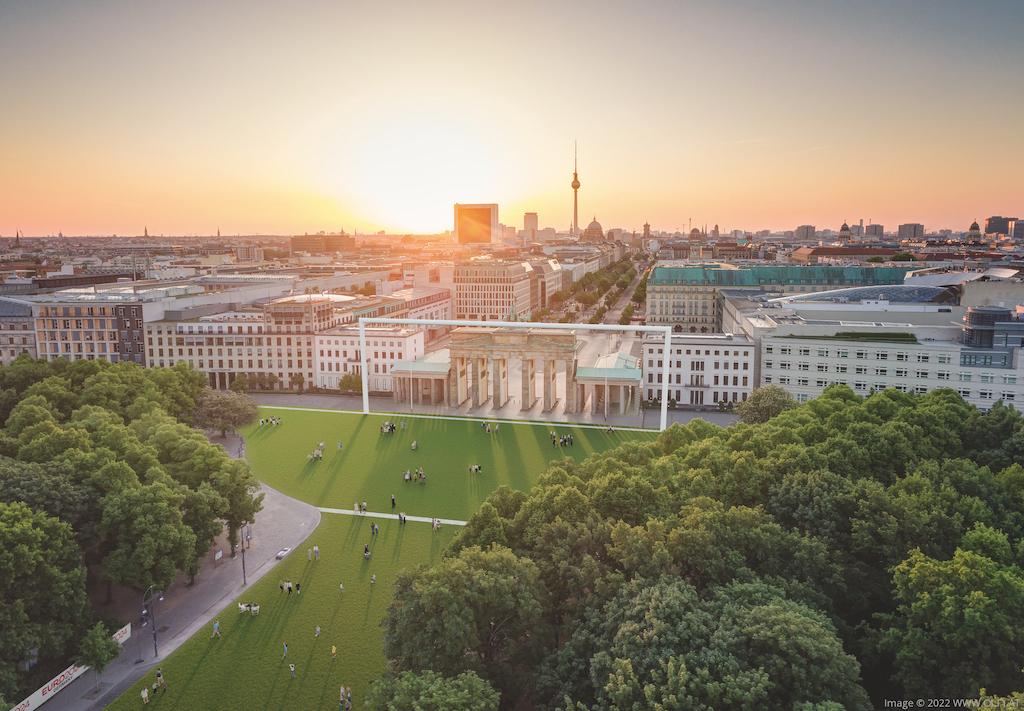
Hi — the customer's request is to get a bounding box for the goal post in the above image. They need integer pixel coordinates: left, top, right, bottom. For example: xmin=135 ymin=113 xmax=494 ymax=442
xmin=354 ymin=317 xmax=672 ymax=430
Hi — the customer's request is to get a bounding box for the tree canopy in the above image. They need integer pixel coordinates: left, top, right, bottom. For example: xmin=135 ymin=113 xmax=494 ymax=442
xmin=0 ymin=358 xmax=262 ymax=700
xmin=383 ymin=385 xmax=1024 ymax=708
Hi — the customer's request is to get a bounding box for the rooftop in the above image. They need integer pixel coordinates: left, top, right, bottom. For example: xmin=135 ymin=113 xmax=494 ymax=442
xmin=772 ymin=284 xmax=957 ymax=304
xmin=649 ymin=263 xmax=909 ymax=287
xmin=576 ymin=351 xmax=642 ymax=382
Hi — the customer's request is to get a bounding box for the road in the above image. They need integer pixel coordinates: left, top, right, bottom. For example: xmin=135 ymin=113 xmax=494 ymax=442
xmin=44 ymin=437 xmax=320 ymax=711
xmin=603 ymin=263 xmax=648 ymax=324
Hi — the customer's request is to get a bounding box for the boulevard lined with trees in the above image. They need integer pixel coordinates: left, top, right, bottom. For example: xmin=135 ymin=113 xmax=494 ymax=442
xmin=0 ymin=358 xmax=262 ymax=702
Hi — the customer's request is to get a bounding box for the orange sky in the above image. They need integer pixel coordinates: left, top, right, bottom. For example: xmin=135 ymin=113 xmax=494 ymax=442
xmin=1 ymin=0 xmax=1022 ymax=236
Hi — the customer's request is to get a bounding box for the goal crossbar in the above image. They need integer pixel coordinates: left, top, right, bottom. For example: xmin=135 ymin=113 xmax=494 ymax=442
xmin=356 ymin=317 xmax=672 ymax=430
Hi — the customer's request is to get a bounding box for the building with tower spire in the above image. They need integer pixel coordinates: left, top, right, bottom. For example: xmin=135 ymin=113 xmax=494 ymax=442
xmin=571 ymin=142 xmax=581 ymax=238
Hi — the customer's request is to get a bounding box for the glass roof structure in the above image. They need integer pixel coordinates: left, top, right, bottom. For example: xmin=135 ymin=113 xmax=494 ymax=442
xmin=773 ymin=284 xmax=957 ymax=304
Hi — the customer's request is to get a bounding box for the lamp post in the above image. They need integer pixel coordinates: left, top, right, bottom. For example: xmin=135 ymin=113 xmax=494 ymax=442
xmin=139 ymin=585 xmax=164 ymax=661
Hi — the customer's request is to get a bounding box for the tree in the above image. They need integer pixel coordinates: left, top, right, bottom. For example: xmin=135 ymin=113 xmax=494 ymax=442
xmin=100 ymin=482 xmax=197 ymax=592
xmin=75 ymin=622 xmax=120 ymax=692
xmin=193 ymin=389 xmax=258 ymax=437
xmin=289 ymin=372 xmax=305 ymax=392
xmin=181 ymin=483 xmax=227 ymax=583
xmin=382 ymin=545 xmax=549 ymax=702
xmin=541 ymin=578 xmax=870 ymax=710
xmin=213 ymin=461 xmax=264 ymax=557
xmin=0 ymin=502 xmax=88 ymax=702
xmin=229 ymin=373 xmax=250 ymax=393
xmin=882 ymin=547 xmax=1024 ymax=697
xmin=891 ymin=252 xmax=915 ymax=261
xmin=365 ymin=670 xmax=499 ymax=711
xmin=338 ymin=373 xmax=362 ymax=393
xmin=736 ymin=384 xmax=797 ymax=423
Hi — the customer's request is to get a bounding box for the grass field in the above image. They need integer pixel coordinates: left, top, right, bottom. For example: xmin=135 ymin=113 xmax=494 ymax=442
xmin=244 ymin=407 xmax=654 ymax=520
xmin=109 ymin=407 xmax=654 ymax=710
xmin=109 ymin=514 xmax=458 ymax=711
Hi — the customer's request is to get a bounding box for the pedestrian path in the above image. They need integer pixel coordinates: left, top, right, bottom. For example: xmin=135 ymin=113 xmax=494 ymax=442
xmin=318 ymin=506 xmax=467 ymax=526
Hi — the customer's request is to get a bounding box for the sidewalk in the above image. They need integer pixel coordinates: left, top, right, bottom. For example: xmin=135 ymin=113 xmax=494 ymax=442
xmin=45 ymin=480 xmax=320 ymax=711
xmin=252 ymin=392 xmax=740 ymax=429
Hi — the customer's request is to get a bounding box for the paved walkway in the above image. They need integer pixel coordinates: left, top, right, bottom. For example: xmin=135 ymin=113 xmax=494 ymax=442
xmin=252 ymin=393 xmax=739 ymax=429
xmin=45 ymin=443 xmax=320 ymax=711
xmin=319 ymin=506 xmax=467 ymax=526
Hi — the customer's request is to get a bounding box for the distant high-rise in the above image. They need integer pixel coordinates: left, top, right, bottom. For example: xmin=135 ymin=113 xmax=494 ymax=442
xmin=524 ymin=212 xmax=538 ymax=233
xmin=985 ymin=216 xmax=1018 ymax=235
xmin=1008 ymin=218 xmax=1024 ymax=241
xmin=454 ymin=203 xmax=499 ymax=244
xmin=898 ymin=223 xmax=925 ymax=240
xmin=570 ymin=143 xmax=581 ymax=237
xmin=643 ymin=222 xmax=651 ymax=240
xmin=794 ymin=225 xmax=816 ymax=241
xmin=865 ymin=223 xmax=884 ymax=238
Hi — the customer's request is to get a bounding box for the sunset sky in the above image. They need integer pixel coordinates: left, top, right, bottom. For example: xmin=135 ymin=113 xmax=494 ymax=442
xmin=1 ymin=0 xmax=1022 ymax=236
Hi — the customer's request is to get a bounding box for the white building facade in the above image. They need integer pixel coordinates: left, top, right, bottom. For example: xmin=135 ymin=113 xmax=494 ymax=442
xmin=642 ymin=333 xmax=756 ymax=407
xmin=314 ymin=327 xmax=425 ymax=392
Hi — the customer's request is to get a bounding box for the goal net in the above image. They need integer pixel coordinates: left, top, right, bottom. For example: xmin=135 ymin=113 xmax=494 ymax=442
xmin=349 ymin=317 xmax=671 ymax=431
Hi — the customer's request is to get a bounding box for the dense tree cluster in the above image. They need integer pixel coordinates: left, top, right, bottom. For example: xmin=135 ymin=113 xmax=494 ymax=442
xmin=0 ymin=358 xmax=263 ymax=700
xmin=381 ymin=386 xmax=1024 ymax=708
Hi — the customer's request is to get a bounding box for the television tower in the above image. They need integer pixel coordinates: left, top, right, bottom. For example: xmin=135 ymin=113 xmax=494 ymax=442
xmin=571 ymin=142 xmax=581 ymax=237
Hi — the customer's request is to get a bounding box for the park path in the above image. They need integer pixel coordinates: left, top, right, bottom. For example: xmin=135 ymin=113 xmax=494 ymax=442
xmin=252 ymin=393 xmax=740 ymax=429
xmin=43 ymin=437 xmax=321 ymax=711
xmin=319 ymin=506 xmax=467 ymax=526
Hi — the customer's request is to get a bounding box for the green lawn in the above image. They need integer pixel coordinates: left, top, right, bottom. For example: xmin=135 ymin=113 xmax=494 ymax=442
xmin=109 ymin=514 xmax=457 ymax=711
xmin=244 ymin=407 xmax=653 ymax=520
xmin=109 ymin=408 xmax=653 ymax=710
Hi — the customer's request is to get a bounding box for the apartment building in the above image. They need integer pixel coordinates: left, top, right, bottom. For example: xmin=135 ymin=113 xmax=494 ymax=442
xmin=454 ymin=261 xmax=533 ymax=320
xmin=0 ymin=298 xmax=36 ymax=364
xmin=314 ymin=327 xmax=425 ymax=392
xmin=146 ymin=294 xmax=342 ymax=389
xmin=641 ymin=333 xmax=755 ymax=407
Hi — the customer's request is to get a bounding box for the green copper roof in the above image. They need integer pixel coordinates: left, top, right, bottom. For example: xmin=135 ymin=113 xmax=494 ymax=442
xmin=576 ymin=352 xmax=643 ymax=382
xmin=649 ymin=264 xmax=909 ymax=287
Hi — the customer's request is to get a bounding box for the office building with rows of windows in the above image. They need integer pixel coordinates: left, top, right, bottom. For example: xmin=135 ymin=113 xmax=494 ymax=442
xmin=641 ymin=333 xmax=755 ymax=407
xmin=734 ymin=285 xmax=1024 ymax=411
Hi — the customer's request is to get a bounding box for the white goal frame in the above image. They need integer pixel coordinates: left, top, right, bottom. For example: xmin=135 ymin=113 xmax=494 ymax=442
xmin=357 ymin=317 xmax=673 ymax=431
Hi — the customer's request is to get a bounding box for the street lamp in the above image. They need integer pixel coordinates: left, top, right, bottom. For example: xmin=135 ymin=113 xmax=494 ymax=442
xmin=139 ymin=585 xmax=164 ymax=661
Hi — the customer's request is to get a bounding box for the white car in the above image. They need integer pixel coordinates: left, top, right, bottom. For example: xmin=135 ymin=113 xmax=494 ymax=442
xmin=275 ymin=547 xmax=291 ymax=560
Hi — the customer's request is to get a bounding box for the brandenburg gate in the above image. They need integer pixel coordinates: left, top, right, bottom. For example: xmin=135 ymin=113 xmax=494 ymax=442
xmin=391 ymin=326 xmax=581 ymax=413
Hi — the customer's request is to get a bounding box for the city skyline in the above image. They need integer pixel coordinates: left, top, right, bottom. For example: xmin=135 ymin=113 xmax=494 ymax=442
xmin=2 ymin=0 xmax=1023 ymax=235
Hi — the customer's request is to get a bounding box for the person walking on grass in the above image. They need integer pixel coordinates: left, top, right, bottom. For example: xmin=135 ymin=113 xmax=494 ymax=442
xmin=141 ymin=686 xmax=149 ymax=705
xmin=282 ymin=641 xmax=288 ymax=660
xmin=289 ymin=663 xmax=296 ymax=679
xmin=313 ymin=544 xmax=320 ymax=560
xmin=339 ymin=581 xmax=345 ymax=593
xmin=155 ymin=668 xmax=167 ymax=692
xmin=315 ymin=625 xmax=321 ymax=638
xmin=211 ymin=619 xmax=221 ymax=639
xmin=331 ymin=644 xmax=337 ymax=660
xmin=296 ymin=582 xmax=301 ymax=595
xmin=391 ymin=494 xmax=396 ymax=509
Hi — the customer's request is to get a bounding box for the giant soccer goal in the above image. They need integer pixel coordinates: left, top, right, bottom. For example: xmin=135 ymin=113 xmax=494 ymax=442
xmin=352 ymin=317 xmax=672 ymax=431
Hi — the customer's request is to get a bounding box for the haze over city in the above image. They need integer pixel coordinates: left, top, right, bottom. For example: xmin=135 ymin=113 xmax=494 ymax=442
xmin=2 ymin=0 xmax=1022 ymax=236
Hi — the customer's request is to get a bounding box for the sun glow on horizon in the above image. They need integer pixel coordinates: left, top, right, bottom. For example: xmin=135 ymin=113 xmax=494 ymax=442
xmin=307 ymin=113 xmax=515 ymax=234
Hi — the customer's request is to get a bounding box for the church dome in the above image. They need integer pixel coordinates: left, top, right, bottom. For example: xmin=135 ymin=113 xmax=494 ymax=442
xmin=969 ymin=220 xmax=980 ymax=232
xmin=840 ymin=221 xmax=851 ymax=232
xmin=582 ymin=217 xmax=604 ymax=241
